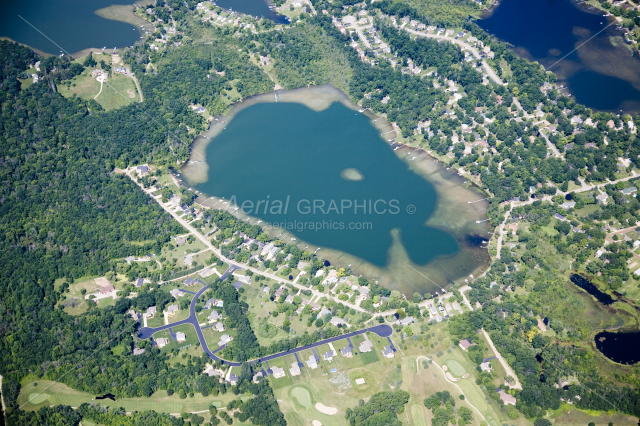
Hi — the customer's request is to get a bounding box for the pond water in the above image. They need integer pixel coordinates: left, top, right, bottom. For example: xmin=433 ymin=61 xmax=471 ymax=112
xmin=595 ymin=330 xmax=640 ymax=364
xmin=96 ymin=393 xmax=116 ymax=401
xmin=479 ymin=0 xmax=640 ymax=112
xmin=182 ymin=86 xmax=491 ymax=295
xmin=569 ymin=274 xmax=615 ymax=305
xmin=213 ymin=0 xmax=289 ymax=24
xmin=1 ymin=0 xmax=143 ymax=55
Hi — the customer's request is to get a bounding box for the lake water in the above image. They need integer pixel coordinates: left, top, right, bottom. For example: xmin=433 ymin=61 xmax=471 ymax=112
xmin=569 ymin=274 xmax=615 ymax=305
xmin=595 ymin=330 xmax=640 ymax=364
xmin=1 ymin=0 xmax=142 ymax=55
xmin=479 ymin=0 xmax=640 ymax=112
xmin=213 ymin=0 xmax=289 ymax=24
xmin=182 ymin=86 xmax=491 ymax=295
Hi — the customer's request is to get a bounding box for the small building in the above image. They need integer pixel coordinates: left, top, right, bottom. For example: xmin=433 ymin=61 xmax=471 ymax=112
xmin=208 ymin=310 xmax=222 ymax=323
xmin=355 ymin=378 xmax=366 ymax=385
xmin=323 ymin=350 xmax=336 ymax=361
xmin=341 ymin=345 xmax=353 ymax=358
xmin=136 ymin=165 xmax=149 ymax=176
xmin=289 ymin=362 xmax=301 ymax=376
xmin=458 ymin=338 xmax=477 ymax=351
xmin=146 ymin=306 xmax=157 ymax=318
xmin=95 ymin=277 xmax=115 ymax=295
xmin=498 ymin=389 xmax=517 ymax=406
xmin=271 ymin=366 xmax=286 ymax=378
xmin=219 ymin=334 xmax=233 ymax=346
xmin=176 ymin=331 xmax=186 ymax=343
xmin=227 ymin=373 xmax=239 ymax=386
xmin=156 ymin=337 xmax=169 ymax=348
xmin=307 ymin=355 xmax=319 ymax=369
xmin=359 ymin=340 xmax=373 ymax=353
xmin=382 ymin=345 xmax=395 ymax=358
xmin=132 ymin=348 xmax=146 ymax=355
xmin=135 ymin=278 xmax=144 ymax=288
xmin=596 ymin=193 xmax=609 ymax=204
xmin=170 ymin=288 xmax=185 ymax=299
xmin=621 ymin=186 xmax=637 ymax=195
xmin=399 ymin=316 xmax=415 ymax=326
xmin=167 ymin=304 xmax=179 ymax=316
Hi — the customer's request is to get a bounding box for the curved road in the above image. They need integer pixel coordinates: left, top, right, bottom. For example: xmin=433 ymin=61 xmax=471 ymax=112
xmin=138 ymin=276 xmax=393 ymax=367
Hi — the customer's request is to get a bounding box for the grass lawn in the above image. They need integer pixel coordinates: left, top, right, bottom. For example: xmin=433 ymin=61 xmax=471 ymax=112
xmin=18 ymin=380 xmax=245 ymax=413
xmin=147 ymin=313 xmax=166 ymax=328
xmin=168 ymin=308 xmax=190 ymax=324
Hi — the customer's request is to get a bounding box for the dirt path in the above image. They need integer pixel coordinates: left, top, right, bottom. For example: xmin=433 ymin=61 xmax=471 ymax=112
xmin=480 ymin=329 xmax=522 ymax=390
xmin=458 ymin=285 xmax=474 ymax=311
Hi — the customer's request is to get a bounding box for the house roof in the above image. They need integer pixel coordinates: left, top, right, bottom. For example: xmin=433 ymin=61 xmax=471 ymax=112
xmin=323 ymin=350 xmax=336 ymax=359
xmin=215 ymin=322 xmax=225 ymax=331
xmin=382 ymin=345 xmax=394 ymax=356
xmin=341 ymin=345 xmax=353 ymax=355
xmin=359 ymin=340 xmax=373 ymax=352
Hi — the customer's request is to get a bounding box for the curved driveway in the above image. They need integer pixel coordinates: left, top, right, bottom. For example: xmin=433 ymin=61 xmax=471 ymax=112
xmin=139 ymin=281 xmax=393 ymax=367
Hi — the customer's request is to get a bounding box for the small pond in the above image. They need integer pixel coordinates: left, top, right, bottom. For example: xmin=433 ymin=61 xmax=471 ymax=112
xmin=569 ymin=274 xmax=615 ymax=305
xmin=595 ymin=330 xmax=640 ymax=365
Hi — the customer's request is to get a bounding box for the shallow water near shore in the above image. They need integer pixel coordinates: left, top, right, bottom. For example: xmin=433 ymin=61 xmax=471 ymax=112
xmin=182 ymin=86 xmax=491 ymax=295
xmin=479 ymin=0 xmax=640 ymax=112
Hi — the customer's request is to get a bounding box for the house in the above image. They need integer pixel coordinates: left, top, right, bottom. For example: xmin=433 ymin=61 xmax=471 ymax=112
xmin=194 ymin=107 xmax=206 ymax=114
xmin=208 ymin=310 xmax=222 ymax=323
xmin=570 ymin=116 xmax=583 ymax=125
xmin=285 ymin=295 xmax=295 ymax=304
xmin=459 ymin=338 xmax=477 ymax=351
xmin=399 ymin=316 xmax=415 ymax=326
xmin=596 ymin=193 xmax=609 ymax=204
xmin=204 ymin=298 xmax=217 ymax=309
xmin=560 ymin=201 xmax=576 ymax=210
xmin=136 ymin=165 xmax=149 ymax=176
xmin=355 ymin=378 xmax=366 ymax=385
xmin=95 ymin=277 xmax=115 ymax=295
xmin=175 ymin=236 xmax=187 ymax=246
xmin=114 ymin=67 xmax=126 ymax=74
xmin=341 ymin=345 xmax=353 ymax=358
xmin=480 ymin=361 xmax=492 ymax=372
xmin=156 ymin=337 xmax=169 ymax=348
xmin=133 ymin=348 xmax=146 ymax=355
xmin=554 ymin=213 xmax=566 ymax=221
xmin=382 ymin=345 xmax=395 ymax=358
xmin=167 ymin=304 xmax=179 ymax=316
xmin=307 ymin=354 xmax=319 ymax=369
xmin=184 ymin=277 xmax=196 ymax=286
xmin=129 ymin=310 xmax=140 ymax=321
xmin=219 ymin=334 xmax=233 ymax=346
xmin=253 ymin=371 xmax=265 ymax=383
xmin=310 ymin=302 xmax=321 ymax=311
xmin=262 ymin=286 xmax=270 ymax=293
xmin=146 ymin=306 xmax=157 ymax=318
xmin=452 ymin=302 xmax=464 ymax=314
xmin=227 ymin=373 xmax=239 ymax=386
xmin=135 ymin=278 xmax=144 ymax=288
xmin=323 ymin=350 xmax=336 ymax=361
xmin=621 ymin=186 xmax=637 ymax=195
xmin=359 ymin=340 xmax=373 ymax=353
xmin=176 ymin=332 xmax=186 ymax=343
xmin=317 ymin=308 xmax=332 ymax=320
xmin=330 ymin=317 xmax=348 ymax=327
xmin=498 ymin=389 xmax=517 ymax=406
xmin=289 ymin=362 xmax=301 ymax=376
xmin=323 ymin=269 xmax=338 ymax=285
xmin=359 ymin=286 xmax=370 ymax=298
xmin=275 ymin=286 xmax=284 ymax=299
xmin=315 ymin=269 xmax=325 ymax=278
xmin=170 ymin=288 xmax=185 ymax=299
xmin=537 ymin=318 xmax=547 ymax=332
xmin=214 ymin=322 xmax=225 ymax=332
xmin=271 ymin=366 xmax=286 ymax=378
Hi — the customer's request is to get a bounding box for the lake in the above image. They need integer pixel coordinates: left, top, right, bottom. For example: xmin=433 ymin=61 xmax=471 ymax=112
xmin=213 ymin=0 xmax=289 ymax=24
xmin=595 ymin=330 xmax=640 ymax=364
xmin=182 ymin=86 xmax=491 ymax=295
xmin=1 ymin=0 xmax=144 ymax=55
xmin=479 ymin=0 xmax=640 ymax=112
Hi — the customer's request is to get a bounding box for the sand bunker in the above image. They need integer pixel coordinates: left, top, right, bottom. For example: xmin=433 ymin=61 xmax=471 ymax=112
xmin=315 ymin=403 xmax=338 ymax=415
xmin=312 ymin=421 xmax=323 ymax=426
xmin=445 ymin=372 xmax=460 ymax=382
